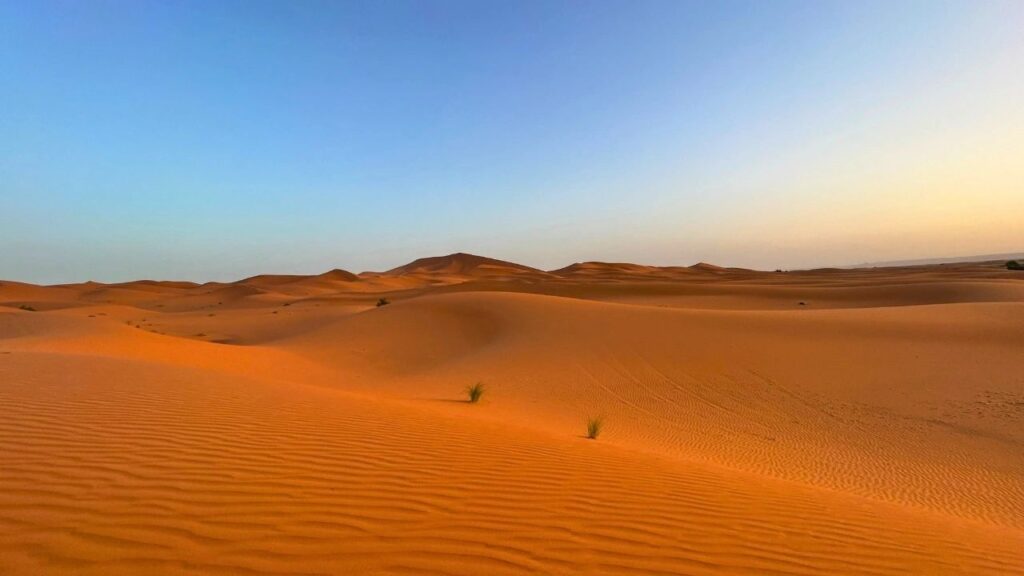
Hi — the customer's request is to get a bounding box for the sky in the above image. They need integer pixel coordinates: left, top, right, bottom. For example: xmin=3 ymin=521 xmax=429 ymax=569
xmin=2 ymin=0 xmax=1023 ymax=283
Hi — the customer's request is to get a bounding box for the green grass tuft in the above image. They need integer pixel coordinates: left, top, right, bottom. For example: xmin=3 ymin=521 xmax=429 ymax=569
xmin=586 ymin=416 xmax=603 ymax=440
xmin=466 ymin=382 xmax=485 ymax=403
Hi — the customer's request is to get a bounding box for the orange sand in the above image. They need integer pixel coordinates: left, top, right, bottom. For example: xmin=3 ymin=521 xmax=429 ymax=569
xmin=1 ymin=253 xmax=1022 ymax=574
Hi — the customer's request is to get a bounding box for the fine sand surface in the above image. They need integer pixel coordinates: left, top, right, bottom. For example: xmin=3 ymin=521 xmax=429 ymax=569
xmin=2 ymin=253 xmax=1023 ymax=575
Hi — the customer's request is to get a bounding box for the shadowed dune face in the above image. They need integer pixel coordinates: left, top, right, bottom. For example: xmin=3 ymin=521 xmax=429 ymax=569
xmin=1 ymin=256 xmax=1023 ymax=575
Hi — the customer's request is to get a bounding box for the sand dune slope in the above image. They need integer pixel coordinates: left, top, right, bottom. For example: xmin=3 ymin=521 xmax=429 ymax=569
xmin=280 ymin=292 xmax=1024 ymax=529
xmin=1 ymin=348 xmax=1021 ymax=575
xmin=1 ymin=259 xmax=1023 ymax=574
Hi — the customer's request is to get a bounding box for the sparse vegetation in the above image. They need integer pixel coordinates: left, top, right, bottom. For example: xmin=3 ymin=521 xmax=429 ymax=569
xmin=1008 ymin=260 xmax=1023 ymax=271
xmin=376 ymin=298 xmax=390 ymax=307
xmin=18 ymin=304 xmax=36 ymax=312
xmin=586 ymin=416 xmax=604 ymax=440
xmin=466 ymin=382 xmax=485 ymax=403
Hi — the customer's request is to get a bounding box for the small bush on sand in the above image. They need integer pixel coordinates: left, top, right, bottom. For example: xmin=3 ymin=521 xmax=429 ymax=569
xmin=466 ymin=382 xmax=485 ymax=403
xmin=586 ymin=416 xmax=603 ymax=440
xmin=18 ymin=304 xmax=36 ymax=312
xmin=376 ymin=298 xmax=390 ymax=307
xmin=1007 ymin=260 xmax=1023 ymax=271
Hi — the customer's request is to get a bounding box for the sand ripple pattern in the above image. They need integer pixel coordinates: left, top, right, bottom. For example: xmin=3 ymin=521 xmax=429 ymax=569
xmin=2 ymin=352 xmax=1022 ymax=575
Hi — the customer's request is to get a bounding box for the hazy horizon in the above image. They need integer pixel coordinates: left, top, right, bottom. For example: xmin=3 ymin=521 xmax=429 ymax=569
xmin=3 ymin=0 xmax=1023 ymax=284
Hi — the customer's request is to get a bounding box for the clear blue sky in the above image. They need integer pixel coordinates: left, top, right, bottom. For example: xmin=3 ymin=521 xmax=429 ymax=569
xmin=2 ymin=0 xmax=1022 ymax=283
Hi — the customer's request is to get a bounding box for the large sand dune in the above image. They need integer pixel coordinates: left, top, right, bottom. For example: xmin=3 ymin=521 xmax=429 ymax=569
xmin=2 ymin=254 xmax=1022 ymax=574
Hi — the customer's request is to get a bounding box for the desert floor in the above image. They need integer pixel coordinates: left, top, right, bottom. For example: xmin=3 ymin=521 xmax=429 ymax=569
xmin=2 ymin=253 xmax=1022 ymax=575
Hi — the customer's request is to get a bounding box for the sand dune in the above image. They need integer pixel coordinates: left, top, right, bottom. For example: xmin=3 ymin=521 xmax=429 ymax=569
xmin=1 ymin=254 xmax=1022 ymax=574
xmin=382 ymin=253 xmax=554 ymax=284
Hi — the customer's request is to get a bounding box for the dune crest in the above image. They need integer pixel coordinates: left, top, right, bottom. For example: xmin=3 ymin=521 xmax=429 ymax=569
xmin=384 ymin=252 xmax=551 ymax=280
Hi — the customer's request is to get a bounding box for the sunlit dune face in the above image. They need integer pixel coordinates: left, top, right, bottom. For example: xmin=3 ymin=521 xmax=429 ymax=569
xmin=2 ymin=258 xmax=1023 ymax=574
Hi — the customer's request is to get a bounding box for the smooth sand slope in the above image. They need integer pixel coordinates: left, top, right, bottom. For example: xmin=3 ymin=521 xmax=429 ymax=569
xmin=1 ymin=254 xmax=1023 ymax=575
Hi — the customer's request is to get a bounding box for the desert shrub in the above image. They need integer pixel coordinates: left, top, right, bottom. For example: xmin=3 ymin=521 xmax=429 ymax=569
xmin=18 ymin=304 xmax=36 ymax=312
xmin=1007 ymin=260 xmax=1023 ymax=271
xmin=466 ymin=382 xmax=485 ymax=403
xmin=586 ymin=416 xmax=603 ymax=440
xmin=376 ymin=297 xmax=390 ymax=307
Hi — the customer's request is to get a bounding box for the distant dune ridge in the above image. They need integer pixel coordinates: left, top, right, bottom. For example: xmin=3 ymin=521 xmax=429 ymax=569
xmin=317 ymin=268 xmax=360 ymax=282
xmin=2 ymin=252 xmax=1023 ymax=575
xmin=384 ymin=252 xmax=544 ymax=276
xmin=16 ymin=250 xmax=1024 ymax=289
xmin=847 ymin=251 xmax=1024 ymax=268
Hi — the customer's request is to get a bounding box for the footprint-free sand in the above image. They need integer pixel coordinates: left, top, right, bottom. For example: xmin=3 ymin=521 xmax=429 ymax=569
xmin=2 ymin=253 xmax=1022 ymax=574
